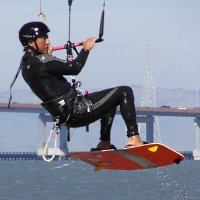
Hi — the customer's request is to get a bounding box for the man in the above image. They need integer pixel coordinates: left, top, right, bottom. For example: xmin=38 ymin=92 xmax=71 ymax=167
xmin=19 ymin=21 xmax=144 ymax=150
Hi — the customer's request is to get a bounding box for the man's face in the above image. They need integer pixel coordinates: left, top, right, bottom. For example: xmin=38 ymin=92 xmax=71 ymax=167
xmin=28 ymin=35 xmax=50 ymax=54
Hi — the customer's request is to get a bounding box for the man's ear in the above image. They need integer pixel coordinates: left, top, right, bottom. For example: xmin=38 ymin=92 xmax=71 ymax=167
xmin=28 ymin=40 xmax=35 ymax=48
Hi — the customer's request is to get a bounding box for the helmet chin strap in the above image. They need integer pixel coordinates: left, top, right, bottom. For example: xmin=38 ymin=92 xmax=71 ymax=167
xmin=33 ymin=40 xmax=40 ymax=55
xmin=34 ymin=41 xmax=40 ymax=52
xmin=27 ymin=41 xmax=40 ymax=55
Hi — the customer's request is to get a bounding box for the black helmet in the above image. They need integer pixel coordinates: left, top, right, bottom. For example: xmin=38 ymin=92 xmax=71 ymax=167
xmin=19 ymin=21 xmax=50 ymax=47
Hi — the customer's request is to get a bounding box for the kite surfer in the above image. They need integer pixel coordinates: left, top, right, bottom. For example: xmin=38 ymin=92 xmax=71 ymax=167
xmin=18 ymin=21 xmax=144 ymax=150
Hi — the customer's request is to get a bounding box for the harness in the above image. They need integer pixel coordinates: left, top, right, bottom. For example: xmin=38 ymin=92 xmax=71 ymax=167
xmin=41 ymin=84 xmax=93 ymax=125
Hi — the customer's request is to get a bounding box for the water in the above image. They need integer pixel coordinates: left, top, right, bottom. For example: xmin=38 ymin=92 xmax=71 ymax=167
xmin=0 ymin=160 xmax=199 ymax=200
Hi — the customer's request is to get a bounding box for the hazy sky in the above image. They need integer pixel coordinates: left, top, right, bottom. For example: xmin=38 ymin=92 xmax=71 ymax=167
xmin=1 ymin=0 xmax=200 ymax=92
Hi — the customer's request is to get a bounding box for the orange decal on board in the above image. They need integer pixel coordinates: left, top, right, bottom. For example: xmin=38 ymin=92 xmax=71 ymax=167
xmin=148 ymin=145 xmax=158 ymax=153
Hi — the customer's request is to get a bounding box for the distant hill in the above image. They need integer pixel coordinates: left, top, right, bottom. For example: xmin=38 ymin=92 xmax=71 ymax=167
xmin=0 ymin=86 xmax=198 ymax=152
xmin=0 ymin=85 xmax=198 ymax=108
xmin=133 ymin=85 xmax=197 ymax=108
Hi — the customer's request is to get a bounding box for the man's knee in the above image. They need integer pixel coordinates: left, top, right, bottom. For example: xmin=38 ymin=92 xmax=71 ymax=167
xmin=119 ymin=86 xmax=134 ymax=99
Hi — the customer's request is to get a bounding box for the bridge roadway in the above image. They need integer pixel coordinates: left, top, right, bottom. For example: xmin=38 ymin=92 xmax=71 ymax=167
xmin=1 ymin=103 xmax=200 ymax=160
xmin=1 ymin=103 xmax=200 ymax=141
xmin=1 ymin=103 xmax=200 ymax=117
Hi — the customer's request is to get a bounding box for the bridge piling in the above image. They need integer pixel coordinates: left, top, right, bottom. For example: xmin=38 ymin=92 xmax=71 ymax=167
xmin=193 ymin=117 xmax=200 ymax=160
xmin=146 ymin=115 xmax=154 ymax=143
xmin=37 ymin=113 xmax=47 ymax=155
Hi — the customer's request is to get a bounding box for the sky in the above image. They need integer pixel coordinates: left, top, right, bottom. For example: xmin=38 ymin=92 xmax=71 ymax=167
xmin=0 ymin=0 xmax=200 ymax=93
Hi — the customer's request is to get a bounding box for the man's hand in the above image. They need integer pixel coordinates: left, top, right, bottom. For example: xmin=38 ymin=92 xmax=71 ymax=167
xmin=83 ymin=37 xmax=97 ymax=51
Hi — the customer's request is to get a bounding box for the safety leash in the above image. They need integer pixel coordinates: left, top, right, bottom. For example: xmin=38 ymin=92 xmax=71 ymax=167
xmin=42 ymin=119 xmax=60 ymax=162
xmin=8 ymin=60 xmax=23 ymax=108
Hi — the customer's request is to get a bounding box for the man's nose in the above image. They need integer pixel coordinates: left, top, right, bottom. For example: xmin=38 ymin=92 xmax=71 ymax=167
xmin=46 ymin=39 xmax=50 ymax=45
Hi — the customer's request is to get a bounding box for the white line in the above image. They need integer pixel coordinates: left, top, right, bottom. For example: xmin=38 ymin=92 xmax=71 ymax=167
xmin=116 ymin=150 xmax=157 ymax=169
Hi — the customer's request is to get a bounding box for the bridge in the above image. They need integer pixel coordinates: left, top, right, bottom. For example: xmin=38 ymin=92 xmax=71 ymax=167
xmin=0 ymin=103 xmax=200 ymax=160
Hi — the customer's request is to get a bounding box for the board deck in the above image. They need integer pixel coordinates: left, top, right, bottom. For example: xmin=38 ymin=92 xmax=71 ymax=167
xmin=70 ymin=143 xmax=185 ymax=171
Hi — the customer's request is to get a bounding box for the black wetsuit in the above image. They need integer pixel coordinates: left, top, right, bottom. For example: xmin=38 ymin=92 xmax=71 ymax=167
xmin=21 ymin=49 xmax=138 ymax=140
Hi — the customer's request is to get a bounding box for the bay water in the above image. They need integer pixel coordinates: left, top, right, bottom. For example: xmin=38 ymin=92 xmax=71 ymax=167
xmin=0 ymin=160 xmax=199 ymax=200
